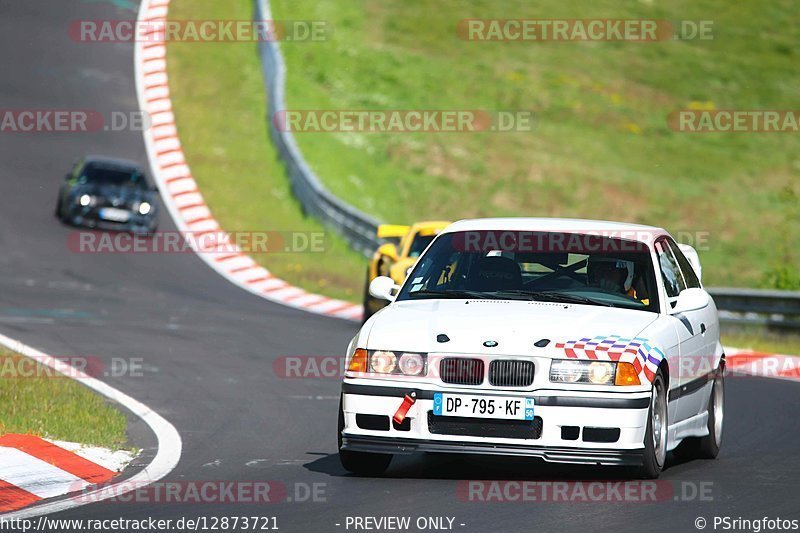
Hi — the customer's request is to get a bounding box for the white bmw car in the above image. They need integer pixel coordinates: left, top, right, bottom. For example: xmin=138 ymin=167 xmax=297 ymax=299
xmin=338 ymin=218 xmax=724 ymax=478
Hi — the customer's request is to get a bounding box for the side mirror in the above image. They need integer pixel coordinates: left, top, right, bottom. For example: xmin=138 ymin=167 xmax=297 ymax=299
xmin=671 ymin=287 xmax=710 ymax=314
xmin=677 ymin=243 xmax=702 ymax=282
xmin=369 ymin=276 xmax=399 ymax=302
xmin=377 ymin=243 xmax=399 ymax=262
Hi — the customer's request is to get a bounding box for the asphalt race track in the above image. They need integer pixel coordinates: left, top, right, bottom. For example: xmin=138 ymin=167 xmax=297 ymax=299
xmin=0 ymin=2 xmax=798 ymax=532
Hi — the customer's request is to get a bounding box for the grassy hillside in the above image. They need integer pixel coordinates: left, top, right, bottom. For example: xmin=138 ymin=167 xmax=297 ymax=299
xmin=268 ymin=0 xmax=800 ymax=289
xmin=167 ymin=0 xmax=799 ymax=294
xmin=167 ymin=0 xmax=367 ymax=301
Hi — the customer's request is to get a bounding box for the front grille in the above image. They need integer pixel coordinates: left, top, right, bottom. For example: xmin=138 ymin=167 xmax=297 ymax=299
xmin=489 ymin=360 xmax=535 ymax=387
xmin=428 ymin=411 xmax=543 ymax=439
xmin=440 ymin=358 xmax=484 ymax=385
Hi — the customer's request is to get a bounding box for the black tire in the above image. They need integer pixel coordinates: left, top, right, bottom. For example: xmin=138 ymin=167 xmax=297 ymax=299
xmin=638 ymin=370 xmax=668 ymax=479
xmin=675 ymin=369 xmax=724 ymax=460
xmin=337 ymin=397 xmax=392 ymax=476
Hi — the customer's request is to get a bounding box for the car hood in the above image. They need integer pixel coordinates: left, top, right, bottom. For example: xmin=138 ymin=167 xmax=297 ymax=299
xmin=365 ymin=299 xmax=658 ymax=357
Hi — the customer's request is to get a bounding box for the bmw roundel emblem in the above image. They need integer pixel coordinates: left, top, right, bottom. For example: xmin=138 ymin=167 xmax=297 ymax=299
xmin=483 ymin=340 xmax=498 ymax=348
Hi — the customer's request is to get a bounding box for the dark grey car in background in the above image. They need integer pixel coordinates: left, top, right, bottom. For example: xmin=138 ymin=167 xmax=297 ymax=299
xmin=55 ymin=156 xmax=159 ymax=234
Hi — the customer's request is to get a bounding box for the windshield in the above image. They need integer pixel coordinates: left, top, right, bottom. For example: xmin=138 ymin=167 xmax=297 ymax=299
xmin=396 ymin=230 xmax=659 ymax=312
xmin=82 ymin=165 xmax=145 ymax=187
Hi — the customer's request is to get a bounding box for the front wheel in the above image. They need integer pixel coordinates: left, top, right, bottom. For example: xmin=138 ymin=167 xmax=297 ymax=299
xmin=698 ymin=370 xmax=724 ymax=457
xmin=337 ymin=397 xmax=392 ymax=476
xmin=638 ymin=370 xmax=668 ymax=479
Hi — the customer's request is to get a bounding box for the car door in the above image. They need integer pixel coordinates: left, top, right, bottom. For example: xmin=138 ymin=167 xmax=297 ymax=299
xmin=667 ymin=239 xmax=717 ymax=419
xmin=655 ymin=238 xmax=705 ymax=422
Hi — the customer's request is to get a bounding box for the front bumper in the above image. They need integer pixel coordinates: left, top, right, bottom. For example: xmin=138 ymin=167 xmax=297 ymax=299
xmin=341 ymin=381 xmax=650 ymax=466
xmin=67 ymin=208 xmax=156 ymax=233
xmin=341 ymin=436 xmax=643 ymax=466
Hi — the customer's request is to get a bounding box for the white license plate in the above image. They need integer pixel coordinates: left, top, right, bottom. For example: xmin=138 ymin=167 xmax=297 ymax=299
xmin=433 ymin=393 xmax=534 ymax=420
xmin=99 ymin=207 xmax=130 ymax=222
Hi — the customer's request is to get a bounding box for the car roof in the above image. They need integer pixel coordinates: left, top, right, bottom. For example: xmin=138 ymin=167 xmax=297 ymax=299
xmin=410 ymin=220 xmax=451 ymax=231
xmin=442 ymin=217 xmax=667 ymax=239
xmin=82 ymin=155 xmax=143 ymax=172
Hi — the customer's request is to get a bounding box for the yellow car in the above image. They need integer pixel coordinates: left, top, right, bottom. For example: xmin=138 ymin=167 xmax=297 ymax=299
xmin=362 ymin=221 xmax=450 ymax=321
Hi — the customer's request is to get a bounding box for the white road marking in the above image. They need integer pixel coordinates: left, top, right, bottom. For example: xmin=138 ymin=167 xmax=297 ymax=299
xmin=0 ymin=332 xmax=182 ymax=519
xmin=49 ymin=441 xmax=136 ymax=473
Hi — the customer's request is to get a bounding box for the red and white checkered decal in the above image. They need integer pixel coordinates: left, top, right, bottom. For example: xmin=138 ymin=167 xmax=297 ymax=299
xmin=554 ymin=335 xmax=664 ymax=383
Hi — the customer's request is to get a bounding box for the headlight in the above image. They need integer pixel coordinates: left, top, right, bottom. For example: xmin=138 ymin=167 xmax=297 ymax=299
xmin=549 ymin=360 xmax=584 ymax=383
xmin=370 ymin=351 xmax=397 ymax=373
xmin=398 ymin=353 xmax=425 ymax=376
xmin=587 ymin=361 xmax=614 ymax=384
xmin=138 ymin=201 xmax=152 ymax=215
xmin=550 ymin=360 xmax=616 ymax=385
xmin=79 ymin=194 xmax=92 ymax=207
xmin=347 ymin=350 xmax=427 ymax=376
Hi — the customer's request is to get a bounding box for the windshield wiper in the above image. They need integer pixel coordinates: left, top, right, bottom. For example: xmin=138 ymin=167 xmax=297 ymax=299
xmin=409 ymin=289 xmax=491 ymax=300
xmin=490 ymin=290 xmax=616 ymax=308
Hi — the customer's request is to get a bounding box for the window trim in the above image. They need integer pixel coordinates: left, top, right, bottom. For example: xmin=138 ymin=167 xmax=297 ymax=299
xmin=655 ymin=237 xmax=687 ymax=310
xmin=666 ymin=238 xmax=702 ymax=290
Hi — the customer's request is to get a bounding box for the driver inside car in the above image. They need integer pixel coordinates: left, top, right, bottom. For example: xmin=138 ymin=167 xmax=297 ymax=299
xmin=587 ymin=256 xmax=649 ymax=304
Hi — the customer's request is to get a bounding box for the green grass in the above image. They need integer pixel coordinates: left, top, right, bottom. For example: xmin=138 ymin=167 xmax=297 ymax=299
xmin=0 ymin=349 xmax=128 ymax=448
xmin=265 ymin=0 xmax=800 ymax=290
xmin=166 ymin=0 xmax=367 ymax=302
xmin=167 ymin=0 xmax=800 ymax=301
